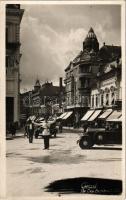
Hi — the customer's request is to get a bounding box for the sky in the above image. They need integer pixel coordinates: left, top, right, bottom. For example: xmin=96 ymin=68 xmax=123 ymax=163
xmin=20 ymin=3 xmax=121 ymax=92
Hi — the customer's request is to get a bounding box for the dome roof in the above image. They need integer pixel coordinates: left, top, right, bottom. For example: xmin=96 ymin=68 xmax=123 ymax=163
xmin=86 ymin=27 xmax=96 ymax=38
xmin=83 ymin=27 xmax=99 ymax=52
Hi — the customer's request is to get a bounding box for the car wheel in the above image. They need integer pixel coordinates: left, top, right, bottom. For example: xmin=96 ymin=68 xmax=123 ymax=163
xmin=79 ymin=136 xmax=93 ymax=149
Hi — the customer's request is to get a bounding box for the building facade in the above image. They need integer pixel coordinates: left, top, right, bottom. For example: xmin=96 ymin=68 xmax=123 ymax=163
xmin=64 ymin=27 xmax=121 ymax=125
xmin=64 ymin=28 xmax=100 ymax=120
xmin=6 ymin=4 xmax=24 ymax=128
xmin=20 ymin=78 xmax=65 ymax=118
xmin=90 ymin=58 xmax=121 ymax=110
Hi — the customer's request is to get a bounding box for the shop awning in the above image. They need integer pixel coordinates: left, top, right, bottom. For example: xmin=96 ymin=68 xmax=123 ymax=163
xmin=88 ymin=110 xmax=102 ymax=121
xmin=107 ymin=116 xmax=122 ymax=122
xmin=98 ymin=109 xmax=113 ymax=119
xmin=62 ymin=111 xmax=73 ymax=120
xmin=106 ymin=111 xmax=122 ymax=121
xmin=81 ymin=110 xmax=95 ymax=121
xmin=57 ymin=112 xmax=67 ymax=119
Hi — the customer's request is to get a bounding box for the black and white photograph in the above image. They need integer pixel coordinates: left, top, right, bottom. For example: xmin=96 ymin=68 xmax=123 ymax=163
xmin=0 ymin=1 xmax=125 ymax=200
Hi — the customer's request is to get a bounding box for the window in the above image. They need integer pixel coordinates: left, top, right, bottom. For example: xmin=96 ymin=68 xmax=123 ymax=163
xmin=101 ymin=94 xmax=104 ymax=106
xmin=111 ymin=92 xmax=115 ymax=105
xmin=81 ymin=79 xmax=89 ymax=88
xmin=96 ymin=95 xmax=98 ymax=107
xmin=106 ymin=94 xmax=109 ymax=105
xmin=6 ymin=56 xmax=9 ymax=67
xmin=89 ymin=66 xmax=92 ymax=72
xmin=67 ymin=97 xmax=69 ymax=105
xmin=80 ymin=67 xmax=89 ymax=73
xmin=92 ymin=95 xmax=94 ymax=107
xmin=10 ymin=56 xmax=14 ymax=67
xmin=84 ymin=97 xmax=88 ymax=106
xmin=85 ymin=79 xmax=89 ymax=88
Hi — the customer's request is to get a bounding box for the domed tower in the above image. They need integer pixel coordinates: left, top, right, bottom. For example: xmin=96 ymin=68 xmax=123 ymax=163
xmin=83 ymin=27 xmax=99 ymax=52
xmin=34 ymin=79 xmax=41 ymax=92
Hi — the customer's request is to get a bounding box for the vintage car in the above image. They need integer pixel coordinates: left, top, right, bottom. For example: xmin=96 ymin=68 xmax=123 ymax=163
xmin=77 ymin=121 xmax=122 ymax=149
xmin=34 ymin=117 xmax=58 ymax=139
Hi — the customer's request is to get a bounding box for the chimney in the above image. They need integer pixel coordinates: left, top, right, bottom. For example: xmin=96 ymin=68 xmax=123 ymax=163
xmin=59 ymin=77 xmax=62 ymax=89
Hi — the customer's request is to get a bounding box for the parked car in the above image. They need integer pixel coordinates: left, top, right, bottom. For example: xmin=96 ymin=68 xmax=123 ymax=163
xmin=77 ymin=121 xmax=122 ymax=149
xmin=34 ymin=118 xmax=58 ymax=139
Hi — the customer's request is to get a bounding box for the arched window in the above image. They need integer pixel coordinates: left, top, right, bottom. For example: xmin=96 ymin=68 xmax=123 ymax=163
xmin=111 ymin=92 xmax=115 ymax=105
xmin=96 ymin=95 xmax=98 ymax=107
xmin=101 ymin=94 xmax=104 ymax=106
xmin=92 ymin=95 xmax=94 ymax=107
xmin=106 ymin=93 xmax=109 ymax=105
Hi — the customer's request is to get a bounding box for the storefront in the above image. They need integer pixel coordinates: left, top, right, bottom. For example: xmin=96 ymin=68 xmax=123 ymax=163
xmin=57 ymin=111 xmax=73 ymax=126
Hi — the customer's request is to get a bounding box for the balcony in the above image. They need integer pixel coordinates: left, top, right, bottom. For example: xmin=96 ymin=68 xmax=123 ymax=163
xmin=64 ymin=76 xmax=74 ymax=84
xmin=78 ymin=82 xmax=90 ymax=91
xmin=78 ymin=72 xmax=93 ymax=78
xmin=64 ymin=78 xmax=67 ymax=84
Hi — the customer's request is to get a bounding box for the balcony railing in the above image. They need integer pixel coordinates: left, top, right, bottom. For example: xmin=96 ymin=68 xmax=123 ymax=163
xmin=78 ymin=72 xmax=93 ymax=78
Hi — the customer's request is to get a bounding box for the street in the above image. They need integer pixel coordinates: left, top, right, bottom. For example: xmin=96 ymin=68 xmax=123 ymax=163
xmin=6 ymin=131 xmax=122 ymax=197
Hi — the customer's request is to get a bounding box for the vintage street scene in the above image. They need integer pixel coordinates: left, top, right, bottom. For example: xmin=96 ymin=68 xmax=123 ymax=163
xmin=5 ymin=2 xmax=124 ymax=199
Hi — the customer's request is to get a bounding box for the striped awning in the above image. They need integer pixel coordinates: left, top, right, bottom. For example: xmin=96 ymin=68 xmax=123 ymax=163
xmin=62 ymin=111 xmax=73 ymax=120
xmin=88 ymin=110 xmax=102 ymax=121
xmin=81 ymin=110 xmax=95 ymax=121
xmin=107 ymin=116 xmax=122 ymax=122
xmin=106 ymin=111 xmax=122 ymax=121
xmin=57 ymin=112 xmax=67 ymax=119
xmin=98 ymin=109 xmax=113 ymax=119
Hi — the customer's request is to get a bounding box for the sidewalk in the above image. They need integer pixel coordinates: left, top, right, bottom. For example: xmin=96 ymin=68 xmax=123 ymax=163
xmin=63 ymin=126 xmax=83 ymax=133
xmin=6 ymin=128 xmax=25 ymax=140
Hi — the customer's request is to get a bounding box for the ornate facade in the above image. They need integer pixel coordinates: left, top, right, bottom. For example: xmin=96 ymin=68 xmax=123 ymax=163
xmin=90 ymin=51 xmax=121 ymax=109
xmin=64 ymin=28 xmax=121 ymax=123
xmin=64 ymin=28 xmax=100 ymax=119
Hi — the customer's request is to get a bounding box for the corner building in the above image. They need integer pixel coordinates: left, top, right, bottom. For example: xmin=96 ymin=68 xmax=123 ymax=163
xmin=64 ymin=28 xmax=100 ymax=121
xmin=6 ymin=5 xmax=24 ymax=128
xmin=64 ymin=28 xmax=121 ymax=125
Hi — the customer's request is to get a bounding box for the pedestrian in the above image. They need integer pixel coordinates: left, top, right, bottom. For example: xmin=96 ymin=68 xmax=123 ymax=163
xmin=24 ymin=121 xmax=29 ymax=138
xmin=58 ymin=120 xmax=63 ymax=133
xmin=9 ymin=122 xmax=16 ymax=137
xmin=42 ymin=116 xmax=50 ymax=150
xmin=28 ymin=119 xmax=34 ymax=143
xmin=75 ymin=112 xmax=80 ymax=128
